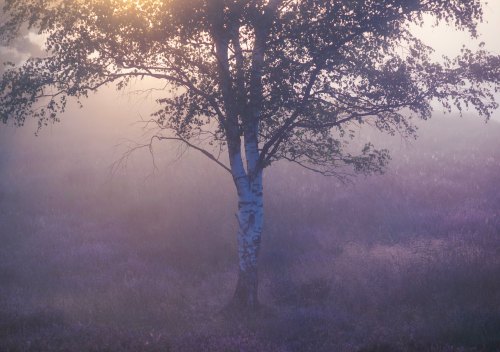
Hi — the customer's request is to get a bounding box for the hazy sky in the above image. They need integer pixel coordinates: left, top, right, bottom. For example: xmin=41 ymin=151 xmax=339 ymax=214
xmin=412 ymin=1 xmax=500 ymax=56
xmin=2 ymin=2 xmax=500 ymax=63
xmin=411 ymin=2 xmax=500 ymax=119
xmin=1 ymin=1 xmax=500 ymax=127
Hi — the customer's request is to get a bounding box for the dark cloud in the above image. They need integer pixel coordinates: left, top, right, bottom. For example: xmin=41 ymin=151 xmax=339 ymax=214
xmin=0 ymin=0 xmax=45 ymax=72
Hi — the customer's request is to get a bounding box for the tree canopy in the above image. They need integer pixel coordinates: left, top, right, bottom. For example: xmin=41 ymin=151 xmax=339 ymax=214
xmin=2 ymin=0 xmax=499 ymax=179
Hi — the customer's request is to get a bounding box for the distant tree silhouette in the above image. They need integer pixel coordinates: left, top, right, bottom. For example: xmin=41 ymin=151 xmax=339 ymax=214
xmin=1 ymin=0 xmax=499 ymax=311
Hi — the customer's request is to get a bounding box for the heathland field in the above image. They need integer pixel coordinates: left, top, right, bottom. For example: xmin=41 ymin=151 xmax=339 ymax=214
xmin=1 ymin=115 xmax=500 ymax=351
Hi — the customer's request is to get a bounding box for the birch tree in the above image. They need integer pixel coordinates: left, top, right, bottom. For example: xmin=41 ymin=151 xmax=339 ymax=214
xmin=1 ymin=0 xmax=499 ymax=310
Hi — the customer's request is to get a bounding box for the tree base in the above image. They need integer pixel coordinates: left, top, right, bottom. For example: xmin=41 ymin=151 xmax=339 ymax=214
xmin=224 ymin=268 xmax=260 ymax=315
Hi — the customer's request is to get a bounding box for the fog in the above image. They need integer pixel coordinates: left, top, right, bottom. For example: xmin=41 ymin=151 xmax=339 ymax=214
xmin=1 ymin=5 xmax=500 ymax=352
xmin=1 ymin=84 xmax=500 ymax=350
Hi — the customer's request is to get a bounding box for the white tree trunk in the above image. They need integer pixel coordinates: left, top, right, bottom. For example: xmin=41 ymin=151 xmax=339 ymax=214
xmin=230 ymin=122 xmax=263 ymax=309
xmin=233 ymin=172 xmax=263 ymax=308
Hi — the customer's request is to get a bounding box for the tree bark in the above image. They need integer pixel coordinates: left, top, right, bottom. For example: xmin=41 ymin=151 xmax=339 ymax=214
xmin=210 ymin=7 xmax=267 ymax=311
xmin=228 ymin=120 xmax=264 ymax=311
xmin=232 ymin=182 xmax=263 ymax=310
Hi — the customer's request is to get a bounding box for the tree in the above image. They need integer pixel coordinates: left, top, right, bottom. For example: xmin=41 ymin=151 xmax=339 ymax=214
xmin=1 ymin=0 xmax=499 ymax=311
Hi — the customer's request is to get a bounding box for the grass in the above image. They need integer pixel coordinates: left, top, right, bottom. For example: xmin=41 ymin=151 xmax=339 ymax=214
xmin=1 ymin=116 xmax=500 ymax=351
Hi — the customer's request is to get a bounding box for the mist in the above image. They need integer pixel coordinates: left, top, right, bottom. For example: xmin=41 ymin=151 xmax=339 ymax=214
xmin=1 ymin=80 xmax=500 ymax=351
xmin=2 ymin=2 xmax=500 ymax=351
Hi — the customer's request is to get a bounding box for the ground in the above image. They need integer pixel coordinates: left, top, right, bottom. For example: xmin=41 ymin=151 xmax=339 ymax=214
xmin=0 ymin=116 xmax=499 ymax=351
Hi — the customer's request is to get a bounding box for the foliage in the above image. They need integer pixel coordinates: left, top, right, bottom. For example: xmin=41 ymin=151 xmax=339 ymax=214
xmin=1 ymin=0 xmax=499 ymax=177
